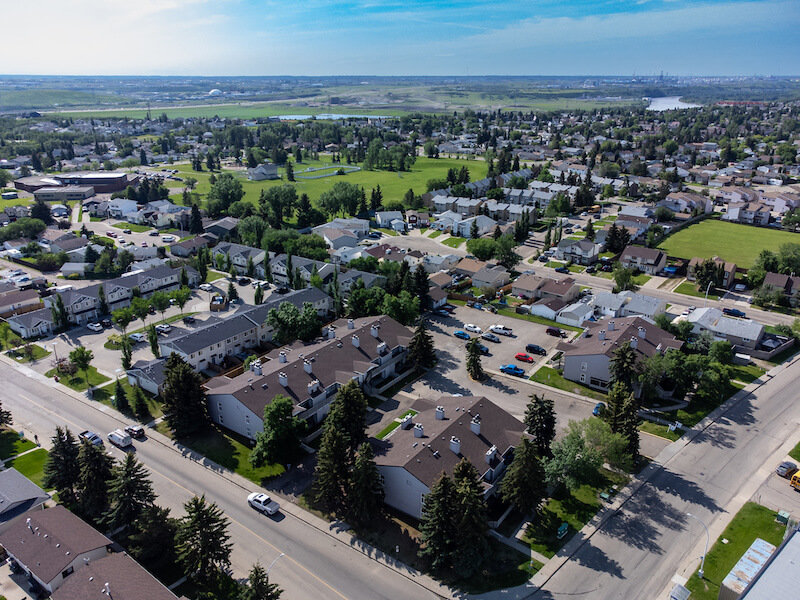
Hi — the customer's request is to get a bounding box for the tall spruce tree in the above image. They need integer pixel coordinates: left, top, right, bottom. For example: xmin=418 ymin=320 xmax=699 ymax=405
xmin=620 ymin=393 xmax=641 ymax=462
xmin=162 ymin=353 xmax=210 ymax=438
xmin=419 ymin=473 xmax=459 ymax=572
xmin=328 ymin=380 xmax=367 ymax=455
xmin=466 ymin=338 xmax=485 ymax=380
xmin=610 ymin=342 xmax=639 ymax=392
xmin=523 ymin=393 xmax=557 ymax=457
xmin=103 ymin=453 xmax=156 ymax=531
xmin=42 ymin=427 xmax=80 ymax=506
xmin=452 ymin=460 xmax=489 ymax=577
xmin=114 ymin=378 xmax=130 ymax=413
xmin=176 ymin=495 xmax=233 ymax=585
xmin=407 ymin=320 xmax=437 ymax=371
xmin=309 ymin=423 xmax=351 ymax=515
xmin=128 ymin=505 xmax=178 ymax=573
xmin=500 ymin=438 xmax=547 ymax=514
xmin=413 ymin=264 xmax=430 ymax=309
xmin=347 ymin=442 xmax=384 ymax=527
xmin=190 ymin=204 xmax=203 ymax=234
xmin=241 ymin=563 xmax=283 ymax=600
xmin=76 ymin=439 xmax=114 ymax=522
xmin=250 ymin=395 xmax=306 ymax=467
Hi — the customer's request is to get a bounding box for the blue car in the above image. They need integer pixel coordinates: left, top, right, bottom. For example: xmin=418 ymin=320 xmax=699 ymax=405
xmin=722 ymin=307 xmax=746 ymax=318
xmin=468 ymin=342 xmax=490 ymax=355
xmin=454 ymin=330 xmax=471 ymax=340
xmin=500 ymin=364 xmax=525 ymax=377
xmin=593 ymin=402 xmax=606 ymax=417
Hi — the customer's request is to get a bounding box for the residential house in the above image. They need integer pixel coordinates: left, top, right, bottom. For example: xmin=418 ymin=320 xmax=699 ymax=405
xmin=538 ymin=276 xmax=580 ymax=303
xmin=454 ymin=215 xmax=497 ymax=238
xmin=204 ymin=316 xmax=412 ymax=438
xmin=211 ymin=242 xmax=266 ymax=278
xmin=375 ymin=211 xmax=406 ymax=232
xmin=556 ymin=302 xmax=594 ymax=327
xmin=528 ymin=297 xmax=567 ymax=320
xmin=512 ymin=273 xmax=545 ymax=299
xmin=330 ymin=245 xmax=365 ymax=265
xmin=374 ymin=395 xmax=526 ymax=519
xmin=561 ymin=316 xmax=683 ymax=392
xmin=405 ymin=210 xmax=429 ymax=228
xmin=614 ymin=214 xmax=653 ymax=241
xmin=762 ymin=272 xmax=800 ymax=304
xmin=724 ymin=202 xmax=771 ymax=226
xmin=157 ymin=288 xmax=331 ymax=370
xmin=6 ymin=307 xmax=55 ymax=338
xmin=317 ymin=227 xmax=359 ymax=250
xmin=687 ymin=257 xmax=737 ymax=289
xmin=555 ymin=238 xmax=601 ymax=265
xmin=0 ymin=288 xmax=42 ymax=317
xmin=312 ymin=218 xmax=370 ymax=237
xmin=269 ymin=254 xmax=338 ymax=287
xmin=0 ymin=468 xmax=49 ymax=523
xmin=453 ymin=257 xmax=488 ymax=279
xmin=338 ymin=269 xmax=386 ymax=295
xmin=204 ymin=216 xmax=239 ymax=239
xmin=421 ymin=253 xmax=459 ymax=273
xmin=0 ymin=506 xmax=112 ymax=595
xmin=660 ymin=192 xmax=713 ymax=214
xmin=126 ymin=358 xmax=167 ymax=396
xmin=684 ymin=307 xmax=764 ymax=350
xmin=107 ymin=198 xmax=138 ymax=219
xmin=619 ymin=246 xmax=667 ymax=275
xmin=432 ymin=210 xmax=461 ymax=231
xmin=49 ymin=204 xmax=70 ymax=218
xmin=247 ymin=163 xmax=279 ymax=181
xmin=170 ymin=236 xmax=209 ymax=258
xmin=591 ymin=291 xmax=666 ymax=319
xmin=428 ymin=271 xmax=454 ymax=289
xmin=51 ymin=553 xmax=179 ymax=600
xmin=472 ymin=265 xmax=510 ymax=290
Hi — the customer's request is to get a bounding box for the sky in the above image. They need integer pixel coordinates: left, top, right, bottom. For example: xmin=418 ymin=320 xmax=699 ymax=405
xmin=4 ymin=0 xmax=799 ymax=76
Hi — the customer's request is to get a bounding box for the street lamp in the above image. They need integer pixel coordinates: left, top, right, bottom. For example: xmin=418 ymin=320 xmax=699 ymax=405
xmin=50 ymin=341 xmax=58 ymax=362
xmin=703 ymin=281 xmax=713 ymax=308
xmin=686 ymin=512 xmax=709 ymax=579
xmin=266 ymin=552 xmax=285 ymax=575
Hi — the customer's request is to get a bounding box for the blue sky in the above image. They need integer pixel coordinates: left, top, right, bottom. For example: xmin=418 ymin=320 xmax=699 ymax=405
xmin=4 ymin=0 xmax=799 ymax=75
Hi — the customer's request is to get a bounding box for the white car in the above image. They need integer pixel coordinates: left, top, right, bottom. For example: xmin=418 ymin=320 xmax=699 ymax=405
xmin=161 ymin=235 xmax=177 ymax=243
xmin=87 ymin=322 xmax=103 ymax=332
xmin=464 ymin=324 xmax=482 ymax=333
xmin=247 ymin=492 xmax=280 ymax=515
xmin=199 ymin=283 xmax=213 ymax=292
xmin=129 ymin=332 xmax=147 ymax=343
xmin=490 ymin=324 xmax=513 ymax=336
xmin=155 ymin=323 xmax=172 ymax=334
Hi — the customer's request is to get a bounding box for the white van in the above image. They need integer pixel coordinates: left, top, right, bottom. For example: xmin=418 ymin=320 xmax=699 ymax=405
xmin=108 ymin=429 xmax=133 ymax=448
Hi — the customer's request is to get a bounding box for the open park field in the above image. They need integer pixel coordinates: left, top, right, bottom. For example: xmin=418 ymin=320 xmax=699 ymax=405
xmin=167 ymin=155 xmax=488 ymax=208
xmin=657 ymin=219 xmax=800 ymax=268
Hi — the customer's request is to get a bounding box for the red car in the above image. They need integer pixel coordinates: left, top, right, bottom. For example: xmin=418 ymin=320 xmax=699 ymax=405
xmin=515 ymin=352 xmax=535 ymax=363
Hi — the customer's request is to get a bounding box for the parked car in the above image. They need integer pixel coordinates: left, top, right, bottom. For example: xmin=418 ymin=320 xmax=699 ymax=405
xmin=722 ymin=307 xmax=746 ymax=318
xmin=199 ymin=283 xmax=213 ymax=292
xmin=79 ymin=430 xmax=103 ymax=446
xmin=247 ymin=492 xmax=280 ymax=515
xmin=106 ymin=231 xmax=117 ymax=238
xmin=125 ymin=424 xmax=146 ymax=439
xmin=182 ymin=315 xmax=196 ymax=324
xmin=554 ymin=266 xmax=570 ymax=274
xmin=593 ymin=402 xmax=607 ymax=417
xmin=465 ymin=323 xmax=482 ymax=333
xmin=238 ymin=277 xmax=250 ymax=286
xmin=367 ymin=231 xmax=382 ymax=239
xmin=515 ymin=352 xmax=535 ymax=363
xmin=526 ymin=344 xmax=546 ymax=355
xmin=140 ymin=241 xmax=148 ymax=247
xmin=601 ymin=264 xmax=613 ymax=272
xmin=499 ymin=364 xmax=525 ymax=377
xmin=481 ymin=332 xmax=501 ymax=343
xmin=489 ymin=324 xmax=513 ymax=336
xmin=777 ymin=461 xmax=797 ymax=478
xmin=122 ymin=228 xmax=132 ymax=234
xmin=101 ymin=318 xmax=112 ymax=328
xmin=87 ymin=322 xmax=103 ymax=332
xmin=443 ymin=304 xmax=456 ymax=312
xmin=468 ymin=342 xmax=490 ymax=355
xmin=734 ymin=283 xmax=747 ymax=292
xmin=155 ymin=323 xmax=172 ymax=334
xmin=546 ymin=327 xmax=563 ymax=337
xmin=585 ymin=265 xmax=597 ymax=273
xmin=148 ymin=231 xmax=159 ymax=237
xmin=107 ymin=429 xmax=133 ymax=449
xmin=453 ymin=330 xmax=471 ymax=340
xmin=433 ymin=309 xmax=450 ymax=317
xmin=538 ymin=255 xmax=548 ymax=263
xmin=485 ymin=304 xmax=498 ymax=314
xmin=129 ymin=332 xmax=147 ymax=343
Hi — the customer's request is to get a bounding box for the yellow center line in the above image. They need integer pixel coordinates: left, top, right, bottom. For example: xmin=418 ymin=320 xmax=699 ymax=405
xmin=15 ymin=389 xmax=349 ymax=600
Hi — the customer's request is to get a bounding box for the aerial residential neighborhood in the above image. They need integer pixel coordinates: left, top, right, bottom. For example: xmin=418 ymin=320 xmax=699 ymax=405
xmin=0 ymin=3 xmax=797 ymax=600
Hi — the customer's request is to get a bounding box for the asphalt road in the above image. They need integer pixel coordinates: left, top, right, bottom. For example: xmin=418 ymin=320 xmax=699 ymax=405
xmin=528 ymin=354 xmax=800 ymax=599
xmin=1 ymin=360 xmax=447 ymax=600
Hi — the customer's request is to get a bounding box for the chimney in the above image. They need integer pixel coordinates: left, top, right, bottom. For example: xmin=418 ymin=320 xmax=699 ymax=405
xmin=413 ymin=423 xmax=424 ymax=438
xmin=608 ymin=320 xmax=615 ymax=331
xmin=377 ymin=342 xmax=387 ymax=355
xmin=637 ymin=326 xmax=646 ymax=339
xmin=327 ymin=326 xmax=336 ymax=339
xmin=352 ymin=335 xmax=360 ymax=348
xmin=470 ymin=414 xmax=481 ymax=435
xmin=485 ymin=445 xmax=498 ymax=464
xmin=630 ymin=336 xmax=638 ymax=350
xmin=449 ymin=436 xmax=461 ymax=455
xmin=278 ymin=372 xmax=288 ymax=387
xmin=435 ymin=405 xmax=445 ymax=420
xmin=303 ymin=359 xmax=312 ymax=374
xmin=598 ymin=330 xmax=605 ymax=341
xmin=347 ymin=318 xmax=355 ymax=329
xmin=278 ymin=351 xmax=287 ymax=363
xmin=251 ymin=360 xmax=262 ymax=376
xmin=371 ymin=324 xmax=380 ymax=338
xmin=400 ymin=413 xmax=414 ymax=429
xmin=307 ymin=380 xmax=319 ymax=395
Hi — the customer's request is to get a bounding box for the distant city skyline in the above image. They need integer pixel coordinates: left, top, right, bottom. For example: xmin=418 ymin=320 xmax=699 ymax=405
xmin=5 ymin=0 xmax=799 ymax=76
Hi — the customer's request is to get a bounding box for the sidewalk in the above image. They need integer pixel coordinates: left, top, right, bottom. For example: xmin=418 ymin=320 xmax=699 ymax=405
xmin=0 ymin=353 xmax=457 ymax=600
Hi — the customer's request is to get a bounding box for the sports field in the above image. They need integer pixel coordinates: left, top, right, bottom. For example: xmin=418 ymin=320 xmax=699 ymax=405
xmin=657 ymin=219 xmax=799 ymax=268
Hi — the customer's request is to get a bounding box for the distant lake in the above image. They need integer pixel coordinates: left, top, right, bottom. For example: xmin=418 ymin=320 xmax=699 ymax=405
xmin=646 ymin=96 xmax=702 ymax=111
xmin=276 ymin=113 xmax=391 ymax=120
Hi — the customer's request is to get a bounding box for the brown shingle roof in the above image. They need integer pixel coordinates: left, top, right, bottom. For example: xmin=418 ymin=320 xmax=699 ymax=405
xmin=0 ymin=506 xmax=111 ymax=585
xmin=374 ymin=395 xmax=525 ymax=488
xmin=561 ymin=316 xmax=682 ymax=359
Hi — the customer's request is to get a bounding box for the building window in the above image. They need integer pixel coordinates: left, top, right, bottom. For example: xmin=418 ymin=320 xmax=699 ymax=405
xmin=62 ymin=566 xmax=74 ymax=578
xmin=579 ymin=373 xmax=586 ymax=383
xmin=581 ymin=362 xmax=588 ymax=371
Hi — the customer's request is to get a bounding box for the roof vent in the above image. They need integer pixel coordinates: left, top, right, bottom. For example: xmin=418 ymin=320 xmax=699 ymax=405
xmin=608 ymin=320 xmax=615 ymax=331
xmin=598 ymin=330 xmax=605 ymax=340
xmin=413 ymin=423 xmax=424 ymax=438
xmin=377 ymin=342 xmax=388 ymax=355
xmin=278 ymin=372 xmax=288 ymax=387
xmin=327 ymin=326 xmax=336 ymax=339
xmin=449 ymin=436 xmax=461 ymax=455
xmin=347 ymin=319 xmax=355 ymax=329
xmin=435 ymin=406 xmax=445 ymax=420
xmin=630 ymin=336 xmax=638 ymax=350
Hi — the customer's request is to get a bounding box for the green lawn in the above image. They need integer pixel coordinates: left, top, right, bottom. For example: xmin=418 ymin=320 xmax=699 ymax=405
xmin=529 ymin=366 xmax=608 ymax=401
xmin=45 ymin=366 xmax=110 ymax=392
xmin=639 ymin=420 xmax=682 ymax=442
xmin=674 ymin=281 xmax=721 ymax=301
xmin=685 ymin=503 xmax=787 ymax=600
xmin=112 ymin=222 xmax=152 ymax=233
xmin=92 ymin=379 xmax=163 ymax=419
xmin=658 ymin=220 xmax=800 ymax=269
xmin=494 ymin=306 xmax=584 ymax=332
xmin=428 ymin=230 xmax=442 ymax=238
xmin=0 ymin=323 xmax=24 ymax=350
xmin=172 ymin=425 xmax=285 ymax=486
xmin=653 ymin=381 xmax=745 ymax=429
xmin=729 ymin=364 xmax=766 ymax=384
xmin=0 ymin=429 xmax=36 ymax=460
xmin=376 ymin=228 xmax=399 ymax=237
xmin=6 ymin=448 xmax=49 ymax=488
xmin=523 ymin=469 xmax=628 ymax=558
xmin=632 ymin=273 xmax=651 ymax=286
xmin=441 ymin=236 xmax=466 ymax=248
xmin=790 ymin=440 xmax=800 ymax=462
xmin=375 ymin=409 xmax=418 ymax=440
xmin=205 ymin=270 xmax=227 ymax=282
xmin=7 ymin=344 xmax=51 ymax=364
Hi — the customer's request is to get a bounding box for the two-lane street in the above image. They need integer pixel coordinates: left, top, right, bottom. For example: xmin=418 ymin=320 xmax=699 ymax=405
xmin=2 ymin=360 xmax=448 ymax=600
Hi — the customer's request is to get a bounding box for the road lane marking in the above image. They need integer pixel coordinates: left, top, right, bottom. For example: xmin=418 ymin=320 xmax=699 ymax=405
xmin=9 ymin=387 xmax=350 ymax=600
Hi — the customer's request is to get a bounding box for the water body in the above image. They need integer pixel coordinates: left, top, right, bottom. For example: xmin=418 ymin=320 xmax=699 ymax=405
xmin=276 ymin=113 xmax=391 ymax=120
xmin=646 ymin=96 xmax=702 ymax=111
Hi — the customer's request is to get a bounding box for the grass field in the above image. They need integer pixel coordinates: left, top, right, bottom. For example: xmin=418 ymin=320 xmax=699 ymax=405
xmin=165 ymin=156 xmax=487 ymax=209
xmin=529 ymin=366 xmax=608 ymax=401
xmin=45 ymin=366 xmax=110 ymax=392
xmin=92 ymin=379 xmax=163 ymax=419
xmin=658 ymin=220 xmax=800 ymax=268
xmin=6 ymin=448 xmax=49 ymax=488
xmin=674 ymin=281 xmax=721 ymax=301
xmin=112 ymin=222 xmax=152 ymax=233
xmin=0 ymin=429 xmax=36 ymax=460
xmin=7 ymin=344 xmax=50 ymax=364
xmin=685 ymin=503 xmax=787 ymax=600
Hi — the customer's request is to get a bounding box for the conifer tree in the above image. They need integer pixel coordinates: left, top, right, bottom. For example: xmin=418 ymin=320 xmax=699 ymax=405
xmin=500 ymin=438 xmax=547 ymax=514
xmin=466 ymin=338 xmax=485 ymax=380
xmin=42 ymin=427 xmax=80 ymax=506
xmin=309 ymin=422 xmax=351 ymax=515
xmin=407 ymin=320 xmax=437 ymax=371
xmin=128 ymin=504 xmax=178 ymax=573
xmin=347 ymin=442 xmax=384 ymax=527
xmin=176 ymin=495 xmax=232 ymax=585
xmin=523 ymin=393 xmax=557 ymax=457
xmin=418 ymin=473 xmax=458 ymax=572
xmin=241 ymin=563 xmax=283 ymax=600
xmin=452 ymin=460 xmax=489 ymax=577
xmin=162 ymin=353 xmax=209 ymax=438
xmin=76 ymin=439 xmax=113 ymax=522
xmin=114 ymin=378 xmax=130 ymax=413
xmin=104 ymin=453 xmax=156 ymax=530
